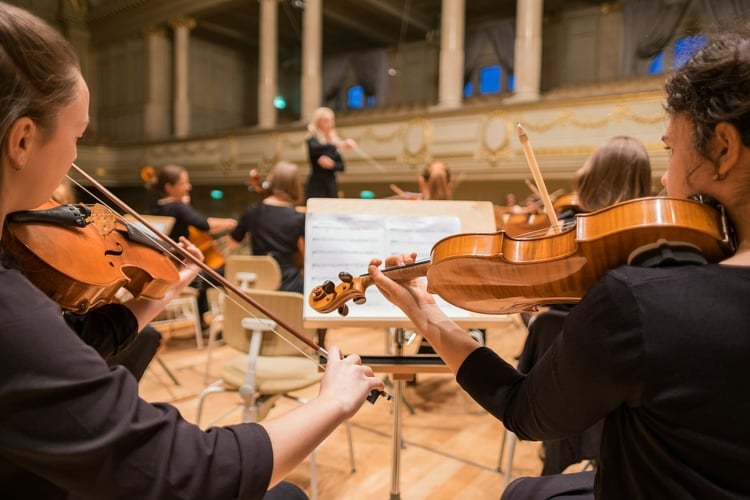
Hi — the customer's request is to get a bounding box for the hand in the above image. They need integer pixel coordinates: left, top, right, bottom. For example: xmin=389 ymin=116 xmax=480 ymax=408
xmin=318 ymin=155 xmax=335 ymax=169
xmin=177 ymin=236 xmax=204 ymax=271
xmin=368 ymin=253 xmax=437 ymax=329
xmin=317 ymin=345 xmax=384 ymax=419
xmin=339 ymin=138 xmax=358 ymax=151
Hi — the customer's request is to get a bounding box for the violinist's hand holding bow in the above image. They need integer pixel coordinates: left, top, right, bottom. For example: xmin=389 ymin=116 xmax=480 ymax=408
xmin=369 ymin=253 xmax=484 ymax=374
xmin=317 ymin=345 xmax=384 ymax=418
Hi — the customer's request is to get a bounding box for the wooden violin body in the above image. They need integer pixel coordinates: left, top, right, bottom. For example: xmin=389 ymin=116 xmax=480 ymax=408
xmin=309 ymin=197 xmax=734 ymax=316
xmin=3 ymin=201 xmax=180 ymax=313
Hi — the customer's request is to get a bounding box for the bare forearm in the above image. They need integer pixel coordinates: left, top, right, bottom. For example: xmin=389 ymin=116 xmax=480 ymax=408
xmin=414 ymin=304 xmax=482 ymax=374
xmin=260 ymin=397 xmax=347 ymax=487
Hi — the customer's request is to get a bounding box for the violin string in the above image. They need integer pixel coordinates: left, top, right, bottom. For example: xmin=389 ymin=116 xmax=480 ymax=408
xmin=65 ymin=173 xmax=330 ymax=370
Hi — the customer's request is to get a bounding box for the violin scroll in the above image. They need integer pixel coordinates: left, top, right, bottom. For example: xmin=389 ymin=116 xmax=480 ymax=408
xmin=308 ymin=272 xmax=370 ymax=316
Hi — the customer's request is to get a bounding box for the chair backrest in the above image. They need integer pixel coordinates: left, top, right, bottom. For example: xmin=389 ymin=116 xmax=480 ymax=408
xmin=225 ymin=255 xmax=282 ymax=291
xmin=222 ymin=288 xmax=316 ymax=358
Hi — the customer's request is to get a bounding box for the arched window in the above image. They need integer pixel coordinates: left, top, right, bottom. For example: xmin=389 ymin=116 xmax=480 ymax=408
xmin=464 ymin=65 xmax=514 ymax=97
xmin=347 ymin=85 xmax=375 ymax=109
xmin=648 ymin=35 xmax=707 ymax=75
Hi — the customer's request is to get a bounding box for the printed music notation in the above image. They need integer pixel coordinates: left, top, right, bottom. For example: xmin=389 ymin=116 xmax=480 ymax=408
xmin=303 ymin=212 xmax=465 ymax=320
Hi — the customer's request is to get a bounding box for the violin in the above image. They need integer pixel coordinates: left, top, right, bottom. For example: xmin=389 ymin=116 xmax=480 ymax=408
xmin=553 ymin=193 xmax=580 ymax=215
xmin=2 ymin=200 xmax=180 ymax=313
xmin=308 ymin=196 xmax=735 ymax=316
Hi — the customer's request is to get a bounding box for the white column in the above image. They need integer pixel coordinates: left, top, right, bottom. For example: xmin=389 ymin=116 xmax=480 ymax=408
xmin=437 ymin=0 xmax=465 ymax=109
xmin=171 ymin=16 xmax=195 ymax=138
xmin=512 ymin=0 xmax=543 ymax=102
xmin=300 ymin=0 xmax=322 ymax=123
xmin=144 ymin=27 xmax=170 ymax=139
xmin=258 ymin=0 xmax=279 ymax=128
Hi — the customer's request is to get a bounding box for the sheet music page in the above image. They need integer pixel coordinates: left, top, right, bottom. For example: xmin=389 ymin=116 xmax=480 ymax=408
xmin=304 ymin=213 xmax=467 ymax=319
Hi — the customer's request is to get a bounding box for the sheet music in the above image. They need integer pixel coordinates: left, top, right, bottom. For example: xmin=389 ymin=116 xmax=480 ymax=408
xmin=304 ymin=213 xmax=468 ymax=319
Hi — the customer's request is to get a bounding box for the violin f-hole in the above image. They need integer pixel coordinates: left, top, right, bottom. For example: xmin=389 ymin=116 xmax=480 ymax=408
xmin=104 ymin=241 xmax=124 ymax=258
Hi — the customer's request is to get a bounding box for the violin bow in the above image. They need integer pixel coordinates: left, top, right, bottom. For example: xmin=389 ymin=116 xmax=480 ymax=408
xmin=353 ymin=146 xmax=387 ymax=172
xmin=68 ymin=163 xmax=391 ymax=403
xmin=516 ymin=124 xmax=563 ymax=233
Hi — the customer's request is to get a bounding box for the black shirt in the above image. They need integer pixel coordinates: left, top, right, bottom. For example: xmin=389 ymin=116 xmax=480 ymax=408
xmin=458 ymin=264 xmax=750 ymax=499
xmin=0 ymin=266 xmax=274 ymax=499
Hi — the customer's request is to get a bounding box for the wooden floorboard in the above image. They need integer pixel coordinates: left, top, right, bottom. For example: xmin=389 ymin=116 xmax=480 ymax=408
xmin=140 ymin=318 xmax=546 ymax=499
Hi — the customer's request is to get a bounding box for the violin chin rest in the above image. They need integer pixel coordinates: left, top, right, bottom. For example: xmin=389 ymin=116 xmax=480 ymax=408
xmin=628 ymin=239 xmax=707 ymax=268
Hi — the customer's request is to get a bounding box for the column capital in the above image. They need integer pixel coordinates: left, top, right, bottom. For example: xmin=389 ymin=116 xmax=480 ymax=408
xmin=169 ymin=16 xmax=196 ymax=30
xmin=141 ymin=25 xmax=167 ymax=38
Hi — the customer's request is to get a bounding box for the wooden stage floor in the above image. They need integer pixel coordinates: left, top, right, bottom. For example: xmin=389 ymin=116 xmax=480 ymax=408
xmin=140 ymin=317 xmax=549 ymax=499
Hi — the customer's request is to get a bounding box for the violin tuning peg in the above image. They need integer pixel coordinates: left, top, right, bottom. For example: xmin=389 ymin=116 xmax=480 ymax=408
xmin=322 ymin=280 xmax=336 ymax=294
xmin=338 ymin=304 xmax=349 ymax=316
xmin=339 ymin=271 xmax=353 ymax=283
xmin=353 ymin=297 xmax=366 ymax=305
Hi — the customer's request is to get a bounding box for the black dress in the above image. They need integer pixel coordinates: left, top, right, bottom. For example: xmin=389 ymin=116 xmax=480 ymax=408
xmin=306 ymin=137 xmax=344 ymax=200
xmin=231 ymin=202 xmax=306 ymax=293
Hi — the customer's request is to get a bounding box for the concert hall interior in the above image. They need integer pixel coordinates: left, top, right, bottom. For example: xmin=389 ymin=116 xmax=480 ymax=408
xmin=8 ymin=0 xmax=750 ymax=499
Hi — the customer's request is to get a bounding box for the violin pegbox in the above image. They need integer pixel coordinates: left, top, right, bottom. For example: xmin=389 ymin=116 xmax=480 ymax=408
xmin=308 ymin=271 xmax=368 ymax=316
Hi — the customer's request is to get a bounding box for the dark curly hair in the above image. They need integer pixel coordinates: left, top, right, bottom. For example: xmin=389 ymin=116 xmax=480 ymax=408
xmin=664 ymin=24 xmax=750 ymax=159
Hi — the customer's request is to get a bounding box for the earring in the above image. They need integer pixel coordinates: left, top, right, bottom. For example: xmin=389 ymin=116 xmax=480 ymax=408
xmin=712 ymin=172 xmax=726 ymax=181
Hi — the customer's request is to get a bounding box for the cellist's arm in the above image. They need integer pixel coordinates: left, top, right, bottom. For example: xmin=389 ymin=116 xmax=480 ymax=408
xmin=368 ymin=253 xmax=481 ymax=374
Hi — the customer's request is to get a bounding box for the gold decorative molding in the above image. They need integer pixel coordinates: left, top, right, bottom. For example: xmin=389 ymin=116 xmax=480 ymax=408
xmin=477 ymin=110 xmax=514 ymax=164
xmin=517 ymin=104 xmax=664 ymax=132
xmin=399 ymin=118 xmax=432 ymax=166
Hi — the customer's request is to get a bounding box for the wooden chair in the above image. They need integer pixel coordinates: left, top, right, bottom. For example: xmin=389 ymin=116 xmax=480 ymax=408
xmin=203 ymin=255 xmax=284 ymax=377
xmin=197 ymin=289 xmax=355 ymax=500
xmin=224 ymin=254 xmax=282 ymax=291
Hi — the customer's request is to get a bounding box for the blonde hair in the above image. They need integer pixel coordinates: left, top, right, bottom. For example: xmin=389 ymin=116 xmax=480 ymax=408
xmin=306 ymin=107 xmax=340 ymax=145
xmin=574 ymin=136 xmax=652 ymax=212
xmin=268 ymin=161 xmax=302 ymax=204
xmin=420 ymin=160 xmax=453 ymax=200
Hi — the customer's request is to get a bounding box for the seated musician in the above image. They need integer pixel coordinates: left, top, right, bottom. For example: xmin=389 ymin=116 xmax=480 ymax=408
xmin=517 ymin=135 xmax=653 ymax=475
xmin=144 ymin=164 xmax=237 ymax=330
xmin=0 ymin=6 xmax=384 ymax=498
xmin=369 ymin=24 xmax=750 ymax=499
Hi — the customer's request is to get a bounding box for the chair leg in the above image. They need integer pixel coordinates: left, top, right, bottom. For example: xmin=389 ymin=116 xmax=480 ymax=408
xmin=195 ymin=380 xmax=226 ymax=426
xmin=203 ymin=316 xmax=224 ymax=384
xmin=345 ymin=420 xmax=356 ymax=473
xmin=309 ymin=449 xmax=318 ymax=500
xmin=504 ymin=430 xmax=517 ymax=486
xmin=155 ymin=356 xmax=180 ymax=386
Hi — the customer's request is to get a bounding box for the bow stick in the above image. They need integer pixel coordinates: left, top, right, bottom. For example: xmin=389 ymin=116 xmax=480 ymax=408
xmin=68 ymin=163 xmax=391 ymax=404
xmin=516 ymin=124 xmax=563 ymax=233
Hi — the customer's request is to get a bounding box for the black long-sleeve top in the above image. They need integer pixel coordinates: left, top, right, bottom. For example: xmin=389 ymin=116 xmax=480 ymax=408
xmin=230 ymin=202 xmax=306 ymax=293
xmin=457 ymin=264 xmax=750 ymax=499
xmin=306 ymin=137 xmax=345 ymax=199
xmin=0 ymin=266 xmax=273 ymax=499
xmin=150 ymin=200 xmax=210 ymax=242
